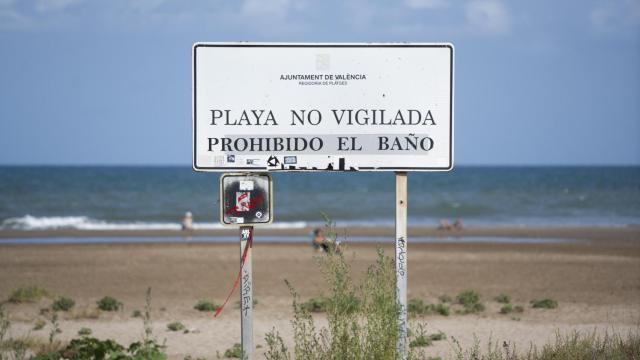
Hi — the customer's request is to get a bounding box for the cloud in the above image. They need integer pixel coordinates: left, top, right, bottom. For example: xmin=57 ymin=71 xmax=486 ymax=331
xmin=242 ymin=0 xmax=294 ymax=18
xmin=465 ymin=0 xmax=509 ymax=33
xmin=405 ymin=0 xmax=448 ymax=9
xmin=0 ymin=8 xmax=31 ymax=30
xmin=127 ymin=0 xmax=167 ymax=12
xmin=35 ymin=0 xmax=83 ymax=12
xmin=590 ymin=0 xmax=640 ymax=31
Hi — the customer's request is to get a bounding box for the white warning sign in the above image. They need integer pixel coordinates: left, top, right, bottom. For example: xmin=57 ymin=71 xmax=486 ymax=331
xmin=193 ymin=43 xmax=454 ymax=172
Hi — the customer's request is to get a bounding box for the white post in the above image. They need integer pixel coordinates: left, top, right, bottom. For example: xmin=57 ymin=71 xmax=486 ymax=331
xmin=395 ymin=172 xmax=408 ymax=359
xmin=240 ymin=226 xmax=253 ymax=360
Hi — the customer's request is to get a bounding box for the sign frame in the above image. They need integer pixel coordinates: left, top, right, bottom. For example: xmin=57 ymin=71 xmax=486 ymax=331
xmin=219 ymin=173 xmax=274 ymax=227
xmin=192 ymin=42 xmax=454 ymax=173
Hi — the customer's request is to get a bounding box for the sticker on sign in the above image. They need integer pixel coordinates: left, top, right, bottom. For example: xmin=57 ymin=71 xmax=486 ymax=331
xmin=193 ymin=43 xmax=454 ymax=172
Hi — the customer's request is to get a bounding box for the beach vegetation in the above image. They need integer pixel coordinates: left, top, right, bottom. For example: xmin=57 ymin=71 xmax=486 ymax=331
xmin=48 ymin=313 xmax=61 ymax=344
xmin=495 ymin=294 xmax=511 ymax=304
xmin=167 ymin=322 xmax=185 ymax=332
xmin=300 ymin=296 xmax=330 ymax=313
xmin=224 ymin=343 xmax=243 ymax=358
xmin=263 ymin=243 xmax=436 ymax=359
xmin=452 ymin=330 xmax=640 ymax=359
xmin=500 ymin=304 xmax=514 ymax=314
xmin=31 ymin=336 xmax=167 ymax=360
xmin=408 ymin=298 xmax=450 ymax=317
xmin=135 ymin=287 xmax=167 ymax=359
xmin=408 ymin=324 xmax=447 ymax=349
xmin=2 ymin=289 xmax=168 ymax=360
xmin=97 ymin=296 xmax=122 ymax=311
xmin=433 ymin=303 xmax=451 ymax=316
xmin=33 ymin=319 xmax=46 ymax=331
xmin=264 ymin=328 xmax=290 ymax=360
xmin=456 ymin=290 xmax=480 ymax=306
xmin=456 ymin=290 xmax=485 ymax=314
xmin=77 ymin=327 xmax=92 ymax=337
xmin=438 ymin=294 xmax=452 ymax=303
xmin=409 ymin=335 xmax=431 ymax=348
xmin=51 ymin=296 xmax=75 ymax=312
xmin=531 ymin=298 xmax=558 ymax=309
xmin=8 ymin=286 xmax=49 ymax=304
xmin=194 ymin=299 xmax=219 ymax=312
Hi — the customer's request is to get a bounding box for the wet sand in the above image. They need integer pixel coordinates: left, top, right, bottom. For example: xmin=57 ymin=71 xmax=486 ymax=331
xmin=0 ymin=226 xmax=638 ymax=358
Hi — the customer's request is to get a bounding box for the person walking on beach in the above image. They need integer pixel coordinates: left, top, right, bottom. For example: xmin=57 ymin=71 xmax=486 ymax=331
xmin=181 ymin=211 xmax=194 ymax=231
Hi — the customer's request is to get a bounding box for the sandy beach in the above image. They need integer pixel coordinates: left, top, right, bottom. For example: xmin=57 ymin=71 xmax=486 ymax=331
xmin=0 ymin=226 xmax=638 ymax=358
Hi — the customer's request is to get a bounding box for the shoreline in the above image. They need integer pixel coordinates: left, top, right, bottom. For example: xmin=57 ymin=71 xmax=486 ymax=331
xmin=1 ymin=226 xmax=638 ymax=244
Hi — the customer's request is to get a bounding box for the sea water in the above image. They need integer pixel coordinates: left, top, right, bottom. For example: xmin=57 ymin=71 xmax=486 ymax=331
xmin=0 ymin=166 xmax=638 ymax=231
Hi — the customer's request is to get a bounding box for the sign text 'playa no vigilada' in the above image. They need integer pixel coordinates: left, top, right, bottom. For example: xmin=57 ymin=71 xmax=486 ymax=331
xmin=193 ymin=43 xmax=454 ymax=172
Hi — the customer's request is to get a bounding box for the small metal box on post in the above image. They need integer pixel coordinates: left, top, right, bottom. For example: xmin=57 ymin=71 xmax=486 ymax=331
xmin=220 ymin=173 xmax=273 ymax=359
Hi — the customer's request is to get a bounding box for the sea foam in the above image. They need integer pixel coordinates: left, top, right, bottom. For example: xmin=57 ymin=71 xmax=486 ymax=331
xmin=0 ymin=215 xmax=308 ymax=231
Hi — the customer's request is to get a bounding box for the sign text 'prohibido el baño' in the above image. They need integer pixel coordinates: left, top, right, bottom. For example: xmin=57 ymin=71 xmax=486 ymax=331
xmin=193 ymin=43 xmax=454 ymax=172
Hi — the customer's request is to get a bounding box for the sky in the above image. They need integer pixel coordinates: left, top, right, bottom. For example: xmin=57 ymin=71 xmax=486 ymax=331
xmin=0 ymin=0 xmax=638 ymax=166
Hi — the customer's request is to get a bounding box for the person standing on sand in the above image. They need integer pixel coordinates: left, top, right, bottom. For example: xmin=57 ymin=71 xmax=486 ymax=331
xmin=181 ymin=211 xmax=194 ymax=231
xmin=310 ymin=228 xmax=341 ymax=254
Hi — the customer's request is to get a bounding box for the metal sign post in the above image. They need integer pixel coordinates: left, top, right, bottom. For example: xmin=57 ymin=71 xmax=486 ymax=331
xmin=395 ymin=172 xmax=408 ymax=359
xmin=217 ymin=174 xmax=272 ymax=360
xmin=240 ymin=226 xmax=253 ymax=359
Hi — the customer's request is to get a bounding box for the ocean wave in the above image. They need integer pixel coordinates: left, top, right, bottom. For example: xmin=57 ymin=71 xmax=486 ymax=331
xmin=0 ymin=215 xmax=309 ymax=231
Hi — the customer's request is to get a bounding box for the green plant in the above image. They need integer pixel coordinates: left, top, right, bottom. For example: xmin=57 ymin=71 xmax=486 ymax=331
xmin=408 ymin=298 xmax=428 ymax=315
xmin=531 ymin=298 xmax=558 ymax=309
xmin=133 ymin=287 xmax=167 ymax=359
xmin=224 ymin=343 xmax=243 ymax=358
xmin=0 ymin=306 xmax=11 ymax=349
xmin=77 ymin=327 xmax=92 ymax=337
xmin=501 ymin=304 xmax=524 ymax=315
xmin=97 ymin=296 xmax=122 ymax=311
xmin=456 ymin=290 xmax=485 ymax=314
xmin=429 ymin=331 xmax=446 ymax=341
xmin=451 ymin=330 xmax=640 ymax=359
xmin=300 ymin=296 xmax=330 ymax=313
xmin=456 ymin=290 xmax=480 ymax=306
xmin=438 ymin=294 xmax=452 ymax=303
xmin=280 ymin=246 xmax=404 ymax=359
xmin=433 ymin=303 xmax=450 ymax=316
xmin=194 ymin=299 xmax=219 ymax=312
xmin=8 ymin=286 xmax=49 ymax=304
xmin=52 ymin=296 xmax=75 ymax=312
xmin=407 ymin=299 xmax=450 ymax=317
xmin=132 ymin=310 xmax=142 ymax=318
xmin=128 ymin=339 xmax=167 ymax=360
xmin=31 ymin=336 xmax=167 ymax=360
xmin=167 ymin=322 xmax=185 ymax=332
xmin=264 ymin=328 xmax=290 ymax=360
xmin=409 ymin=323 xmax=431 ymax=348
xmin=409 ymin=335 xmax=431 ymax=348
xmin=48 ymin=313 xmax=61 ymax=344
xmin=500 ymin=304 xmax=514 ymax=314
xmin=59 ymin=337 xmax=125 ymax=358
xmin=495 ymin=293 xmax=511 ymax=304
xmin=33 ymin=319 xmax=46 ymax=331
